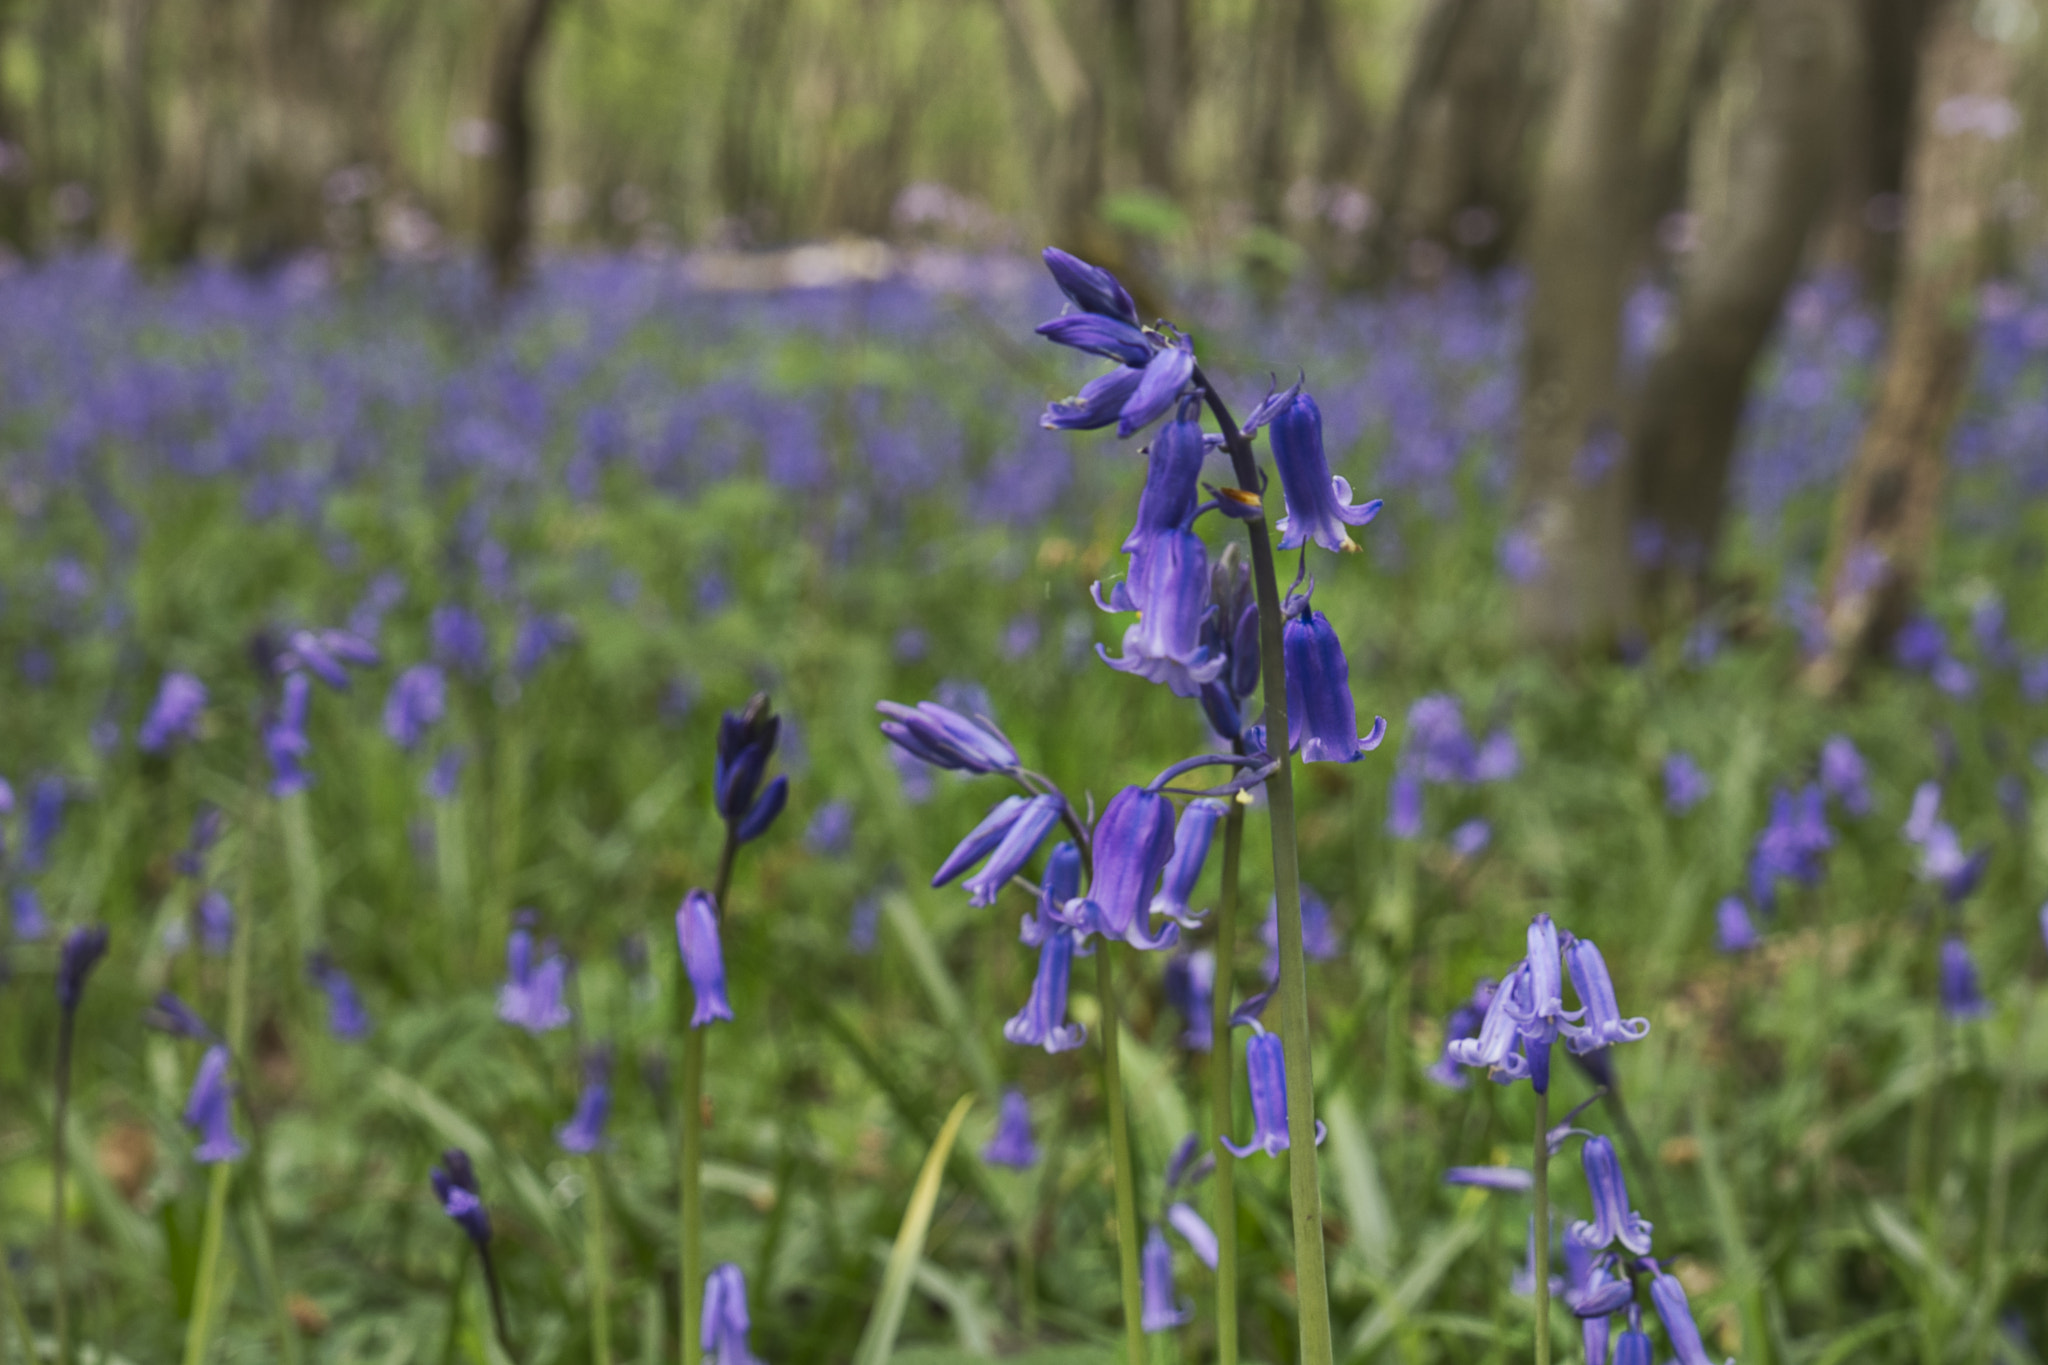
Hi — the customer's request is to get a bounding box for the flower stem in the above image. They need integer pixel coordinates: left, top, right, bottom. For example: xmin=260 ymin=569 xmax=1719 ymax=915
xmin=1095 ymin=946 xmax=1147 ymax=1364
xmin=480 ymin=1243 xmax=518 ymax=1363
xmin=52 ymin=1010 xmax=75 ymax=1365
xmin=586 ymin=1157 xmax=614 ymax=1365
xmin=1198 ymin=366 xmax=1335 ymax=1365
xmin=1208 ymin=802 xmax=1245 ymax=1365
xmin=181 ymin=1165 xmax=233 ymax=1365
xmin=679 ymin=834 xmax=737 ymax=1365
xmin=1532 ymin=1088 xmax=1551 ymax=1365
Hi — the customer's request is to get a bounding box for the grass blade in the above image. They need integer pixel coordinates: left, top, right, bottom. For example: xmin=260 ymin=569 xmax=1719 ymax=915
xmin=853 ymin=1094 xmax=975 ymax=1365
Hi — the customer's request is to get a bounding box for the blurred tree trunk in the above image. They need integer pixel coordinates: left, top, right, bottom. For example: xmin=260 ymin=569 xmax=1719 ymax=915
xmin=1814 ymin=0 xmax=1933 ymax=298
xmin=1513 ymin=0 xmax=1662 ymax=650
xmin=1354 ymin=0 xmax=1477 ymax=285
xmin=108 ymin=0 xmax=158 ymax=248
xmin=1637 ymin=0 xmax=1743 ymax=246
xmin=996 ymin=0 xmax=1127 ymax=278
xmin=1108 ymin=0 xmax=1184 ymax=193
xmin=1803 ymin=0 xmax=2020 ymax=697
xmin=717 ymin=0 xmax=792 ymax=242
xmin=1628 ymin=0 xmax=1846 ymax=604
xmin=484 ymin=0 xmax=563 ymax=292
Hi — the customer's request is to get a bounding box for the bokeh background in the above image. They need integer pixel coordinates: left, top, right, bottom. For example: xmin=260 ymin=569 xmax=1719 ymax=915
xmin=4 ymin=1 xmax=2048 ymax=1363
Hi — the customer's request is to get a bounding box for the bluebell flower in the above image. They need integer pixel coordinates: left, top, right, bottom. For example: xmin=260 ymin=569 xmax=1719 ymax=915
xmin=1443 ymin=1165 xmax=1534 ymax=1191
xmin=676 ymin=890 xmax=735 ymax=1028
xmin=498 ymin=922 xmax=573 ymax=1032
xmin=145 ymin=991 xmax=216 ymax=1041
xmin=1449 ymin=819 xmax=1492 ymax=858
xmin=1933 ymin=657 xmax=1977 ymax=698
xmin=1715 ymin=896 xmax=1760 ymax=953
xmin=1020 ymin=842 xmax=1083 ymax=946
xmin=1004 ymin=920 xmax=1087 ymax=1053
xmin=282 ymin=628 xmax=381 ymax=691
xmin=1261 ymin=887 xmax=1340 ymax=972
xmin=1648 ymin=1266 xmax=1729 ymax=1365
xmin=1166 ymin=1201 xmax=1219 ymax=1269
xmin=960 ymin=795 xmax=1064 ymax=908
xmin=1264 ymin=390 xmax=1383 ymax=553
xmin=307 ymin=952 xmax=371 ymax=1039
xmin=1042 ymin=247 xmax=1139 ymax=326
xmin=804 ymin=800 xmax=854 ymax=856
xmin=176 ymin=807 xmax=224 ymax=878
xmin=701 ymin=1262 xmax=763 ymax=1365
xmin=877 ymin=699 xmax=1019 ymax=775
xmin=1940 ymin=936 xmax=1991 ymax=1019
xmin=557 ymin=1049 xmax=613 ymax=1154
xmin=1097 ymin=528 xmax=1226 ymax=698
xmin=138 ymin=672 xmax=208 ymax=753
xmin=1568 ymin=1256 xmax=1634 ymax=1320
xmin=1222 ymin=1027 xmax=1326 ymax=1157
xmin=1571 ymin=1136 xmax=1653 ymax=1255
xmin=1663 ymin=753 xmax=1711 ymax=814
xmin=982 ymin=1089 xmax=1039 ymax=1168
xmin=1894 ymin=616 xmax=1947 ymax=672
xmin=510 ymin=611 xmax=574 ymax=678
xmin=1118 ymin=408 xmax=1206 ymax=569
xmin=197 ymin=890 xmax=234 ymax=956
xmin=1140 ymin=1225 xmax=1194 ymax=1332
xmin=1472 ymin=731 xmax=1522 ymax=782
xmin=1902 ymin=781 xmax=1942 ymax=844
xmin=1282 ymin=593 xmax=1387 ymax=764
xmin=382 ymin=665 xmax=446 ymax=751
xmin=266 ymin=672 xmax=314 ymax=796
xmin=1426 ymin=978 xmax=1496 ymax=1088
xmin=1612 ymin=1307 xmax=1654 ymax=1365
xmin=56 ymin=924 xmax=109 ymax=1013
xmin=184 ymin=1045 xmax=244 ymax=1164
xmin=848 ymin=894 xmax=882 ymax=954
xmin=421 ymin=747 xmax=464 ymax=801
xmin=1036 ymin=250 xmax=1194 ymax=438
xmin=430 ymin=606 xmax=490 ymax=679
xmin=1748 ymin=784 xmax=1831 ymax=909
xmin=1061 ymin=786 xmax=1179 ymax=950
xmin=1819 ymin=736 xmax=1871 ymax=815
xmin=933 ymin=795 xmax=1030 ymax=886
xmin=1448 ymin=960 xmax=1529 ymax=1074
xmin=1150 ymin=799 xmax=1225 ymax=928
xmin=11 ymin=886 xmax=47 ymax=941
xmin=1561 ymin=938 xmax=1649 ymax=1054
xmin=1162 ymin=949 xmax=1214 ymax=1050
xmin=1386 ymin=772 xmax=1423 ymax=839
xmin=431 ymin=1148 xmax=492 ymax=1248
xmin=23 ymin=776 xmax=65 ymax=871
xmin=714 ymin=694 xmax=786 ymax=844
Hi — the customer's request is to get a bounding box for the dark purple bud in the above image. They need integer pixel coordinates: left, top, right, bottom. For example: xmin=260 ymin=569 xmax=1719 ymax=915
xmin=876 ymin=699 xmax=1018 ymax=775
xmin=1117 ymin=335 xmax=1195 ymax=439
xmin=1040 ymin=247 xmax=1139 ymax=326
xmin=961 ymin=795 xmax=1063 ymax=908
xmin=1043 ymin=365 xmax=1144 ymax=431
xmin=732 ymin=774 xmax=787 ymax=844
xmin=145 ymin=991 xmax=216 ymax=1041
xmin=307 ymin=953 xmax=371 ymax=1040
xmin=139 ymin=672 xmax=208 ymax=753
xmin=56 ymin=924 xmax=109 ymax=1012
xmin=432 ymin=1149 xmax=492 ymax=1248
xmin=1283 ymin=598 xmax=1387 ymax=764
xmin=1940 ymin=936 xmax=1991 ymax=1020
xmin=982 ymin=1089 xmax=1039 ymax=1169
xmin=1034 ymin=313 xmax=1154 ymax=367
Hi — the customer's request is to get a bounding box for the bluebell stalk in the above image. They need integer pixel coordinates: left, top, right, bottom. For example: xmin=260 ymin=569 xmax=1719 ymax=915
xmin=139 ymin=671 xmax=208 ymax=753
xmin=676 ymin=891 xmax=735 ymax=1028
xmin=982 ymin=1089 xmax=1039 ymax=1168
xmin=1223 ymin=1027 xmax=1327 ymax=1157
xmin=184 ymin=1046 xmax=246 ymax=1164
xmin=701 ymin=1263 xmax=764 ymax=1365
xmin=431 ymin=1148 xmax=517 ymax=1360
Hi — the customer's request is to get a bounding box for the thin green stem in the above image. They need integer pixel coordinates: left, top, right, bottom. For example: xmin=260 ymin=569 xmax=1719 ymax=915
xmin=480 ymin=1244 xmax=518 ymax=1363
xmin=281 ymin=790 xmax=321 ymax=982
xmin=680 ymin=834 xmax=738 ymax=1365
xmin=0 ymin=1231 xmax=35 ymax=1364
xmin=182 ymin=1164 xmax=234 ymax=1365
xmin=1208 ymin=802 xmax=1245 ymax=1365
xmin=52 ymin=1011 xmax=75 ymax=1365
xmin=1974 ymin=991 xmax=2033 ymax=1364
xmin=438 ymin=1248 xmax=468 ymax=1365
xmin=586 ymin=1158 xmax=614 ymax=1365
xmin=1096 ymin=947 xmax=1146 ymax=1365
xmin=1198 ymin=365 xmax=1334 ymax=1365
xmin=1532 ymin=1088 xmax=1550 ymax=1365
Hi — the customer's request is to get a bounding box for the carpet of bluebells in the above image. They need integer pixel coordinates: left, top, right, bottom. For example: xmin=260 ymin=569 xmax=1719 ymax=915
xmin=3 ymin=249 xmax=2048 ymax=1363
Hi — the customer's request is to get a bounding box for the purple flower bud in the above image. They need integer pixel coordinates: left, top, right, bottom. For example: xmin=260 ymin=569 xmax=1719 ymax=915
xmin=284 ymin=628 xmax=381 ymax=690
xmin=714 ymin=694 xmax=782 ymax=823
xmin=510 ymin=611 xmax=574 ymax=678
xmin=556 ymin=1050 xmax=613 ymax=1154
xmin=1166 ymin=1201 xmax=1218 ymax=1270
xmin=1121 ymin=412 xmax=1206 ymax=567
xmin=1042 ymin=365 xmax=1145 ymax=431
xmin=1036 ymin=312 xmax=1154 ymax=366
xmin=307 ymin=953 xmax=371 ymax=1040
xmin=1282 ymin=598 xmax=1387 ymax=764
xmin=266 ymin=672 xmax=314 ymax=796
xmin=56 ymin=924 xmax=109 ymax=1012
xmin=876 ymin=699 xmax=1018 ymax=775
xmin=1571 ymin=1136 xmax=1654 ymax=1256
xmin=701 ymin=1263 xmax=762 ymax=1364
xmin=1041 ymin=247 xmax=1139 ymax=327
xmin=145 ymin=991 xmax=216 ymax=1041
xmin=425 ymin=748 xmax=466 ymax=801
xmin=1443 ymin=1166 xmax=1534 ymax=1192
xmin=176 ymin=807 xmax=224 ymax=878
xmin=960 ymin=797 xmax=1063 ymax=910
xmin=11 ymin=887 xmax=48 ymax=942
xmin=1663 ymin=753 xmax=1711 ymax=814
xmin=197 ymin=890 xmax=234 ymax=956
xmin=497 ymin=924 xmax=573 ymax=1032
xmin=676 ymin=891 xmax=735 ymax=1029
xmin=383 ymin=665 xmax=446 ymax=751
xmin=1080 ymin=786 xmax=1179 ymax=947
xmin=1563 ymin=937 xmax=1649 ymax=1054
xmin=1222 ymin=1028 xmax=1325 ymax=1158
xmin=1149 ymin=799 xmax=1226 ymax=928
xmin=432 ymin=1149 xmax=492 ymax=1248
xmin=429 ymin=606 xmax=490 ymax=679
xmin=1266 ymin=391 xmax=1383 ymax=553
xmin=1649 ymin=1268 xmax=1728 ymax=1365
xmin=982 ymin=1089 xmax=1039 ymax=1169
xmin=139 ymin=672 xmax=208 ymax=753
xmin=933 ymin=796 xmax=1031 ymax=887
xmin=1819 ymin=736 xmax=1871 ymax=815
xmin=1449 ymin=819 xmax=1492 ymax=858
xmin=1715 ymin=896 xmax=1760 ymax=953
xmin=1003 ymin=922 xmax=1086 ymax=1054
xmin=804 ymin=800 xmax=854 ymax=856
xmin=1162 ymin=949 xmax=1215 ymax=1051
xmin=1940 ymin=936 xmax=1991 ymax=1019
xmin=184 ymin=1046 xmax=244 ymax=1164
xmin=23 ymin=776 xmax=65 ymax=871
xmin=1386 ymin=772 xmax=1423 ymax=839
xmin=1139 ymin=1224 xmax=1193 ymax=1332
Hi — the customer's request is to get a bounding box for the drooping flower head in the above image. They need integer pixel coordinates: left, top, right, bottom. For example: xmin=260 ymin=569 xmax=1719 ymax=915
xmin=958 ymin=795 xmax=1065 ymax=909
xmin=1096 ymin=527 xmax=1226 ymax=699
xmin=1281 ymin=587 xmax=1387 ymax=765
xmin=280 ymin=628 xmax=381 ymax=691
xmin=701 ymin=1263 xmax=763 ymax=1365
xmin=876 ymin=699 xmax=1019 ymax=775
xmin=1748 ymin=784 xmax=1832 ymax=909
xmin=145 ymin=991 xmax=217 ymax=1041
xmin=982 ymin=1089 xmax=1039 ymax=1169
xmin=431 ymin=1148 xmax=492 ymax=1248
xmin=139 ymin=672 xmax=208 ymax=753
xmin=429 ymin=606 xmax=490 ymax=679
xmin=1223 ymin=1027 xmax=1326 ymax=1158
xmin=1139 ymin=1224 xmax=1194 ymax=1332
xmin=1062 ymin=785 xmax=1180 ymax=950
xmin=1570 ymin=1135 xmax=1654 ymax=1255
xmin=56 ymin=924 xmax=109 ymax=1013
xmin=497 ymin=919 xmax=573 ymax=1032
xmin=382 ymin=665 xmax=447 ymax=751
xmin=1648 ymin=1265 xmax=1730 ymax=1365
xmin=307 ymin=952 xmax=371 ymax=1040
xmin=197 ymin=890 xmax=234 ymax=956
xmin=1426 ymin=978 xmax=1497 ymax=1089
xmin=714 ymin=693 xmax=787 ymax=845
xmin=1819 ymin=735 xmax=1871 ymax=815
xmin=1149 ymin=799 xmax=1226 ymax=928
xmin=184 ymin=1045 xmax=245 ymax=1164
xmin=676 ymin=890 xmax=735 ymax=1028
xmin=1262 ymin=389 xmax=1383 ymax=553
xmin=176 ymin=807 xmax=224 ymax=878
xmin=1036 ymin=249 xmax=1194 ymax=438
xmin=1939 ymin=936 xmax=1991 ymax=1020
xmin=557 ymin=1048 xmax=613 ymax=1154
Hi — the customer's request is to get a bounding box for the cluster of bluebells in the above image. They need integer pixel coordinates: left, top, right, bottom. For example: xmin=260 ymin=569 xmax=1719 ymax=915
xmin=1442 ymin=914 xmax=1648 ymax=1095
xmin=1711 ymin=735 xmax=1871 ymax=954
xmin=1385 ymin=693 xmax=1515 ymax=846
xmin=1561 ymin=1138 xmax=1731 ymax=1365
xmin=1140 ymin=1135 xmax=1221 ymax=1332
xmin=266 ymin=627 xmax=380 ymax=794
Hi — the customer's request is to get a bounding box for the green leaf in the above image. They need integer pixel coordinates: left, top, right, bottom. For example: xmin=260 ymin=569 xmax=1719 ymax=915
xmin=1342 ymin=1211 xmax=1483 ymax=1361
xmin=852 ymin=1094 xmax=975 ymax=1365
xmin=1324 ymin=1092 xmax=1397 ymax=1280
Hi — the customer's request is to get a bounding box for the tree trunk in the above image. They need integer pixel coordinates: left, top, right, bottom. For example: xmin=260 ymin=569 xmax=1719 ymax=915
xmin=484 ymin=0 xmax=563 ymax=293
xmin=1352 ymin=0 xmax=1477 ymax=285
xmin=1814 ymin=0 xmax=1934 ymax=297
xmin=1803 ymin=0 xmax=2019 ymax=697
xmin=1512 ymin=0 xmax=1663 ymax=650
xmin=1628 ymin=0 xmax=1846 ymax=603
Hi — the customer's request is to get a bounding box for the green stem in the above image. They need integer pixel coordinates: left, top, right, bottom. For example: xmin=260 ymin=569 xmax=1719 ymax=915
xmin=585 ymin=1158 xmax=614 ymax=1365
xmin=182 ymin=1165 xmax=234 ymax=1365
xmin=436 ymin=793 xmax=472 ymax=974
xmin=0 ymin=1230 xmax=34 ymax=1363
xmin=1974 ymin=991 xmax=2033 ymax=1364
xmin=480 ymin=1244 xmax=518 ymax=1363
xmin=52 ymin=1011 xmax=75 ymax=1365
xmin=1096 ymin=947 xmax=1146 ymax=1365
xmin=438 ymin=1248 xmax=468 ymax=1365
xmin=1208 ymin=802 xmax=1245 ymax=1365
xmin=1198 ymin=366 xmax=1334 ymax=1365
xmin=680 ymin=835 xmax=737 ymax=1365
xmin=281 ymin=790 xmax=321 ymax=973
xmin=1532 ymin=1088 xmax=1550 ymax=1365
